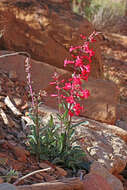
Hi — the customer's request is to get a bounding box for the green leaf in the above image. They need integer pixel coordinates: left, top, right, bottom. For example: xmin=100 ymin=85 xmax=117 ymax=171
xmin=62 ymin=102 xmax=67 ymax=110
xmin=62 ymin=109 xmax=68 ymax=120
xmin=52 ymin=157 xmax=65 ymax=165
xmin=49 ymin=115 xmax=54 ymax=127
xmin=28 ymin=135 xmax=37 ymax=144
xmin=56 ymin=113 xmax=62 ymax=120
xmin=68 ymin=128 xmax=75 ymax=139
xmin=58 ymin=103 xmax=63 ymax=109
xmin=77 ymin=161 xmax=92 ymax=171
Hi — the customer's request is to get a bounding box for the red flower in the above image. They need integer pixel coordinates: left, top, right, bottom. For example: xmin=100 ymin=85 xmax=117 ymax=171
xmin=49 ymin=31 xmax=98 ymax=117
xmin=66 ymin=96 xmax=75 ymax=104
xmin=73 ymin=103 xmax=83 ymax=116
xmin=69 ymin=46 xmax=81 ymax=52
xmin=51 ymin=94 xmax=58 ymax=97
xmin=63 ymin=82 xmax=72 ymax=90
xmin=64 ymin=59 xmax=74 ymax=67
xmin=69 ymin=110 xmax=74 ymax=117
xmin=79 ymin=89 xmax=90 ymax=99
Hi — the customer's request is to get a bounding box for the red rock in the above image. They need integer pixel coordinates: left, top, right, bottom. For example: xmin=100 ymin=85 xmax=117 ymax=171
xmin=55 ymin=166 xmax=67 ymax=177
xmin=83 ymin=173 xmax=113 ymax=190
xmin=0 ymin=178 xmax=4 ymax=184
xmin=39 ymin=162 xmax=51 ymax=169
xmin=117 ymin=104 xmax=127 ymax=123
xmin=0 ymin=153 xmax=8 ymax=164
xmin=0 ymin=0 xmax=103 ymax=79
xmin=0 ymin=101 xmax=6 ymax=109
xmin=7 ymin=143 xmax=30 ymax=162
xmin=8 ymin=158 xmax=26 ymax=171
xmin=0 ymin=183 xmax=16 ymax=190
xmin=0 ymin=152 xmax=23 ymax=171
xmin=9 ymin=71 xmax=17 ymax=80
xmin=35 ymin=173 xmax=44 ymax=180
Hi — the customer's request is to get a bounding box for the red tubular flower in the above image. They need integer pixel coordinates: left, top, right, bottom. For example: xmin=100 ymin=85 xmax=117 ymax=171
xmin=52 ymin=72 xmax=59 ymax=81
xmin=79 ymin=89 xmax=90 ymax=99
xmin=60 ymin=94 xmax=66 ymax=99
xmin=56 ymin=86 xmax=61 ymax=90
xmin=85 ymin=64 xmax=91 ymax=73
xmin=73 ymin=103 xmax=83 ymax=116
xmin=50 ymin=82 xmax=56 ymax=85
xmin=69 ymin=110 xmax=74 ymax=117
xmin=51 ymin=94 xmax=58 ymax=97
xmin=64 ymin=59 xmax=74 ymax=67
xmin=49 ymin=31 xmax=98 ymax=117
xmin=69 ymin=46 xmax=81 ymax=52
xmin=75 ymin=56 xmax=84 ymax=68
xmin=80 ymin=34 xmax=86 ymax=40
xmin=63 ymin=82 xmax=72 ymax=90
xmin=66 ymin=96 xmax=75 ymax=104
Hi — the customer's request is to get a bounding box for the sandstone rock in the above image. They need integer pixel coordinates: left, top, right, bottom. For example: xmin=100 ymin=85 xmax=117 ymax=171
xmin=0 ymin=127 xmax=6 ymax=140
xmin=9 ymin=71 xmax=17 ymax=80
xmin=0 ymin=0 xmax=103 ymax=78
xmin=90 ymin=161 xmax=124 ymax=190
xmin=83 ymin=173 xmax=113 ymax=190
xmin=13 ymin=97 xmax=22 ymax=107
xmin=0 ymin=51 xmax=70 ymax=91
xmin=35 ymin=173 xmax=44 ymax=180
xmin=117 ymin=104 xmax=127 ymax=123
xmin=0 ymin=183 xmax=16 ymax=190
xmin=81 ymin=79 xmax=118 ymax=124
xmin=6 ymin=143 xmax=30 ymax=162
xmin=0 ymin=151 xmax=27 ymax=171
xmin=0 ymin=178 xmax=4 ymax=184
xmin=74 ymin=117 xmax=127 ymax=143
xmin=38 ymin=106 xmax=127 ymax=174
xmin=0 ymin=85 xmax=2 ymax=93
xmin=8 ymin=157 xmax=27 ymax=171
xmin=39 ymin=162 xmax=50 ymax=169
xmin=116 ymin=120 xmax=127 ymax=131
xmin=16 ymin=178 xmax=84 ymax=190
xmin=75 ymin=122 xmax=127 ymax=174
xmin=55 ymin=166 xmax=67 ymax=177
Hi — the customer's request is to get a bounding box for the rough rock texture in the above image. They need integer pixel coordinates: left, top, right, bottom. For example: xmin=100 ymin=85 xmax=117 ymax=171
xmin=0 ymin=51 xmax=118 ymax=124
xmin=0 ymin=183 xmax=16 ymax=190
xmin=0 ymin=0 xmax=103 ymax=78
xmin=83 ymin=173 xmax=113 ymax=190
xmin=39 ymin=106 xmax=127 ymax=174
xmin=80 ymin=79 xmax=118 ymax=124
xmin=116 ymin=120 xmax=127 ymax=131
xmin=16 ymin=178 xmax=84 ymax=190
xmin=117 ymin=104 xmax=127 ymax=123
xmin=0 ymin=51 xmax=70 ymax=91
xmin=76 ymin=124 xmax=127 ymax=174
xmin=90 ymin=161 xmax=124 ymax=190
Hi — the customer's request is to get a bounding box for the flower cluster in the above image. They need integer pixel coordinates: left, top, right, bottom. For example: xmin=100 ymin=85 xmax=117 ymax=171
xmin=50 ymin=31 xmax=98 ymax=117
xmin=25 ymin=57 xmax=35 ymax=107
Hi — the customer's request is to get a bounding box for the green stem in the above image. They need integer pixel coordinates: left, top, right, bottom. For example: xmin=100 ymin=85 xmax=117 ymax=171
xmin=35 ymin=102 xmax=40 ymax=160
xmin=66 ymin=104 xmax=72 ymax=148
xmin=57 ymin=80 xmax=63 ymax=132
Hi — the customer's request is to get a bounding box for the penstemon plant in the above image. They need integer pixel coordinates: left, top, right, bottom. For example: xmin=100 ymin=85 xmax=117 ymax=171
xmin=25 ymin=57 xmax=47 ymax=160
xmin=27 ymin=31 xmax=99 ymax=172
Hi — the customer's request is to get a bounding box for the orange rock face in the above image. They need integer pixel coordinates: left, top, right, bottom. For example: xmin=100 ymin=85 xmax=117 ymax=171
xmin=0 ymin=0 xmax=103 ymax=79
xmin=83 ymin=173 xmax=113 ymax=190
